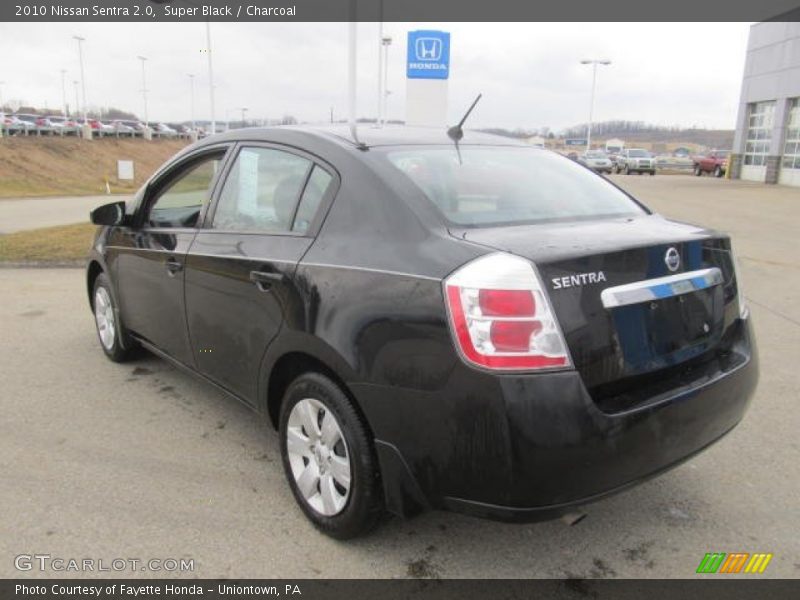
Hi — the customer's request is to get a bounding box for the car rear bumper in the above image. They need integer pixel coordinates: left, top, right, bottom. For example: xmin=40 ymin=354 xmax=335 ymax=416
xmin=356 ymin=318 xmax=758 ymax=520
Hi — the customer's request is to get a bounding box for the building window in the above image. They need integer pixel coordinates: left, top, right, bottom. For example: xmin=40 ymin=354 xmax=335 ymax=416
xmin=782 ymin=98 xmax=800 ymax=170
xmin=743 ymin=101 xmax=775 ymax=166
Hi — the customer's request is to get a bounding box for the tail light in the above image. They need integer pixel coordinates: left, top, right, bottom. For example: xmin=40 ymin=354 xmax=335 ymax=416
xmin=444 ymin=253 xmax=571 ymax=371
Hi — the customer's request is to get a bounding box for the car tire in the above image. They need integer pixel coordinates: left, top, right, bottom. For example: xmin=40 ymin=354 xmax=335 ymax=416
xmin=624 ymin=165 xmax=631 ymax=175
xmin=714 ymin=166 xmax=723 ymax=178
xmin=694 ymin=164 xmax=702 ymax=176
xmin=279 ymin=372 xmax=384 ymax=539
xmin=650 ymin=170 xmax=656 ymax=176
xmin=92 ymin=273 xmax=138 ymax=362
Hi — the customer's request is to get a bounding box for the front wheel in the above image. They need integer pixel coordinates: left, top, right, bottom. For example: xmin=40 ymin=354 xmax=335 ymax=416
xmin=694 ymin=164 xmax=703 ymax=176
xmin=279 ymin=372 xmax=384 ymax=539
xmin=649 ymin=170 xmax=656 ymax=176
xmin=624 ymin=165 xmax=631 ymax=175
xmin=714 ymin=166 xmax=723 ymax=177
xmin=93 ymin=273 xmax=138 ymax=362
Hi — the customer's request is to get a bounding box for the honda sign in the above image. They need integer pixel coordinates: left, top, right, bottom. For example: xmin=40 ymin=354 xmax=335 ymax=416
xmin=407 ymin=30 xmax=450 ymax=80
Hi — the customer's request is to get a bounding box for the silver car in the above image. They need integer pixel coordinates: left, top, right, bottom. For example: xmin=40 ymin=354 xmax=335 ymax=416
xmin=578 ymin=151 xmax=613 ymax=173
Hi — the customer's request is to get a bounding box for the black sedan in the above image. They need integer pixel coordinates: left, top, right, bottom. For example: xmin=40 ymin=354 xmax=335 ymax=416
xmin=87 ymin=126 xmax=757 ymax=538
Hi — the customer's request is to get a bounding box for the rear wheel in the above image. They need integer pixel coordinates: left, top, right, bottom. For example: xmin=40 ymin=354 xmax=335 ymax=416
xmin=694 ymin=164 xmax=703 ymax=176
xmin=279 ymin=372 xmax=383 ymax=539
xmin=92 ymin=273 xmax=137 ymax=362
xmin=649 ymin=170 xmax=656 ymax=176
xmin=624 ymin=164 xmax=631 ymax=175
xmin=714 ymin=166 xmax=723 ymax=177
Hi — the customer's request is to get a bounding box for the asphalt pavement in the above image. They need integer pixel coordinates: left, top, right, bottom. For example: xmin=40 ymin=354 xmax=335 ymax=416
xmin=1 ymin=175 xmax=798 ymax=578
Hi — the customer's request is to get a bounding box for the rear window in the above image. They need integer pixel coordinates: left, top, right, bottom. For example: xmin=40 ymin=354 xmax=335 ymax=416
xmin=383 ymin=146 xmax=645 ymax=227
xmin=627 ymin=149 xmax=648 ymax=157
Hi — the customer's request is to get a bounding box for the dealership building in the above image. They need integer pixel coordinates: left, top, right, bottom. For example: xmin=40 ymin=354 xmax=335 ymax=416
xmin=730 ymin=21 xmax=800 ymax=187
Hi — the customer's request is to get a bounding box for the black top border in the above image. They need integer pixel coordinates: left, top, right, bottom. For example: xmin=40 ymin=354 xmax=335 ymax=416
xmin=2 ymin=0 xmax=800 ymax=22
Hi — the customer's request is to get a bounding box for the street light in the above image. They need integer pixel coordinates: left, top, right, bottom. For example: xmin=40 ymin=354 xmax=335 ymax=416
xmin=380 ymin=35 xmax=392 ymax=126
xmin=240 ymin=107 xmax=248 ymax=128
xmin=137 ymin=56 xmax=149 ymax=128
xmin=205 ymin=22 xmax=216 ymax=134
xmin=579 ymin=59 xmax=611 ymax=152
xmin=0 ymin=81 xmax=5 ymax=110
xmin=73 ymin=36 xmax=87 ymax=124
xmin=73 ymin=80 xmax=80 ymax=120
xmin=60 ymin=70 xmax=67 ymax=117
xmin=188 ymin=74 xmax=195 ymax=131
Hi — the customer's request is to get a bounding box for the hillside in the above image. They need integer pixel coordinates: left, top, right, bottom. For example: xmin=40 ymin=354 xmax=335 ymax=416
xmin=0 ymin=137 xmax=191 ymax=198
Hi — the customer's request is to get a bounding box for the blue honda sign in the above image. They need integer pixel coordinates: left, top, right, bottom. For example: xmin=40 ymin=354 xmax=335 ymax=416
xmin=407 ymin=30 xmax=450 ymax=80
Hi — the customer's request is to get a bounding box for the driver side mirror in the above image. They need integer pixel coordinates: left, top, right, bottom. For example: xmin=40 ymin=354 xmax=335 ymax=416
xmin=90 ymin=201 xmax=126 ymax=226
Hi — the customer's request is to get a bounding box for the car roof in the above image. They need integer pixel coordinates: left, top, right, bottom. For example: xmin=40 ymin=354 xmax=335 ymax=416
xmin=201 ymin=125 xmax=527 ymax=149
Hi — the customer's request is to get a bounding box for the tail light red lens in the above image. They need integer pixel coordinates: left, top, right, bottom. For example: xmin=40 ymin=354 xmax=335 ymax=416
xmin=444 ymin=253 xmax=571 ymax=371
xmin=478 ymin=289 xmax=535 ymax=316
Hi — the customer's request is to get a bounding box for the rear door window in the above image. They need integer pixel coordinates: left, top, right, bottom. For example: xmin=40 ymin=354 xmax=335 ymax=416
xmin=212 ymin=147 xmax=311 ymax=233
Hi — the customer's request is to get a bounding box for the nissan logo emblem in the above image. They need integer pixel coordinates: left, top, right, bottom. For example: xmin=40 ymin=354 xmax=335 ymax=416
xmin=665 ymin=247 xmax=681 ymax=272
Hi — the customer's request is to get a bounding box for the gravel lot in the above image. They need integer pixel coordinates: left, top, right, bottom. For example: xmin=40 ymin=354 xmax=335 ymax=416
xmin=1 ymin=175 xmax=798 ymax=579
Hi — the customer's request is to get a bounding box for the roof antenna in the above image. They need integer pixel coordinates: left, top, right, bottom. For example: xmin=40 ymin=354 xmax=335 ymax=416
xmin=447 ymin=93 xmax=482 ymax=164
xmin=347 ymin=6 xmax=367 ymax=150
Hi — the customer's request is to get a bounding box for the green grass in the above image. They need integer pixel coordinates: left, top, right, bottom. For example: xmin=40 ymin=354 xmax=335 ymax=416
xmin=0 ymin=222 xmax=96 ymax=262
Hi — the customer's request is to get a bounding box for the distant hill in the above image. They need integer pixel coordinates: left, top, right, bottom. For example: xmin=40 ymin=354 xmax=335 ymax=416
xmin=480 ymin=121 xmax=735 ymax=150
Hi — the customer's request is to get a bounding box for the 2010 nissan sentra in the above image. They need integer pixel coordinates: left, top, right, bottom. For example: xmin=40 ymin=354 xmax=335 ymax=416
xmin=86 ymin=126 xmax=758 ymax=539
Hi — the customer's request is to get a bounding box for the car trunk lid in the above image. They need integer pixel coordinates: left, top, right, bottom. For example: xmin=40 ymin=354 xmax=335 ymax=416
xmin=452 ymin=215 xmax=740 ymax=396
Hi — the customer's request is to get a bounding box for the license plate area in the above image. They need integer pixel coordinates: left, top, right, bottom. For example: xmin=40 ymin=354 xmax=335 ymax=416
xmin=610 ymin=286 xmax=724 ymax=375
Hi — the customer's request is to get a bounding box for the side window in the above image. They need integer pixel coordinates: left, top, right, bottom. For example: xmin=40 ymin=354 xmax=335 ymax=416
xmin=212 ymin=147 xmax=311 ymax=233
xmin=148 ymin=155 xmax=222 ymax=228
xmin=292 ymin=166 xmax=333 ymax=234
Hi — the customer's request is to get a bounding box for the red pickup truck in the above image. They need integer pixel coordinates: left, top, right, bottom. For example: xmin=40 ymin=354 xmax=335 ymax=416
xmin=693 ymin=150 xmax=729 ymax=177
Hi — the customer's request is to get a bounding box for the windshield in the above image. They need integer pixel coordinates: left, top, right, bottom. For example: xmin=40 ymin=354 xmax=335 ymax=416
xmin=383 ymin=146 xmax=645 ymax=227
xmin=627 ymin=149 xmax=648 ymax=157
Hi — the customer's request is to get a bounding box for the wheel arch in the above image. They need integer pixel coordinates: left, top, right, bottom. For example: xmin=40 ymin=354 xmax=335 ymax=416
xmin=86 ymin=259 xmax=104 ymax=309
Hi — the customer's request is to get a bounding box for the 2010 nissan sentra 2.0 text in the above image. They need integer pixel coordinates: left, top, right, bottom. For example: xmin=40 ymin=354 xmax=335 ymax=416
xmin=86 ymin=126 xmax=757 ymax=539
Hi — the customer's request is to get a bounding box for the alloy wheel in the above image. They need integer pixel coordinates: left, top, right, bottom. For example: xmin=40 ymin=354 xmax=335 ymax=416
xmin=94 ymin=287 xmax=116 ymax=350
xmin=286 ymin=398 xmax=352 ymax=516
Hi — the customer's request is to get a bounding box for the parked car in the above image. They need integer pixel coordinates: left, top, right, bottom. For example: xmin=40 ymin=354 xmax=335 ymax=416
xmin=111 ymin=120 xmax=137 ymax=136
xmin=151 ymin=122 xmax=177 ymax=137
xmin=12 ymin=113 xmax=39 ymax=134
xmin=36 ymin=115 xmax=69 ymax=135
xmin=88 ymin=119 xmax=115 ymax=136
xmin=693 ymin=150 xmax=729 ymax=177
xmin=614 ymin=148 xmax=656 ymax=175
xmin=86 ymin=126 xmax=756 ymax=539
xmin=578 ymin=150 xmax=613 ymax=173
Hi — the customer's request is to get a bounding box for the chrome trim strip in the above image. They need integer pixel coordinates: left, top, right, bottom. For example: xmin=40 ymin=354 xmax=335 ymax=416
xmin=600 ymin=267 xmax=723 ymax=309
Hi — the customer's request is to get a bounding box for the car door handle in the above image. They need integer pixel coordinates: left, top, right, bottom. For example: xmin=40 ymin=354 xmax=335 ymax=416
xmin=165 ymin=258 xmax=183 ymax=276
xmin=250 ymin=270 xmax=284 ymax=291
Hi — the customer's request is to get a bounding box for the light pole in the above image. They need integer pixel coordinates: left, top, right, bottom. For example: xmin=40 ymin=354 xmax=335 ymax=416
xmin=137 ymin=56 xmax=149 ymax=128
xmin=60 ymin=70 xmax=67 ymax=117
xmin=580 ymin=59 xmax=611 ymax=152
xmin=73 ymin=36 xmax=87 ymax=124
xmin=376 ymin=17 xmax=383 ymax=125
xmin=381 ymin=35 xmax=392 ymax=126
xmin=188 ymin=74 xmax=195 ymax=131
xmin=0 ymin=81 xmax=5 ymax=110
xmin=73 ymin=80 xmax=80 ymax=119
xmin=206 ymin=22 xmax=216 ymax=134
xmin=240 ymin=107 xmax=248 ymax=128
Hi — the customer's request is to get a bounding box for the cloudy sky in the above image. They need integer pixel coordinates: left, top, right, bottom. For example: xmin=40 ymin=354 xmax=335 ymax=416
xmin=0 ymin=22 xmax=752 ymax=130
